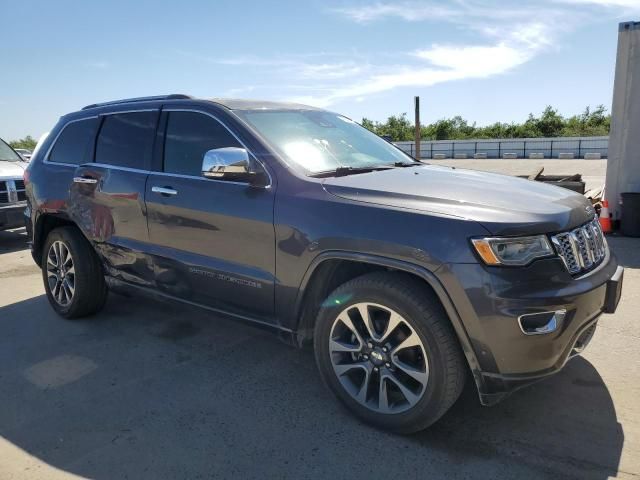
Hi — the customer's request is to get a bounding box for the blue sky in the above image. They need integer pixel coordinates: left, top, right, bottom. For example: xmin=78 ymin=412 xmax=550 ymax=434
xmin=1 ymin=0 xmax=638 ymax=140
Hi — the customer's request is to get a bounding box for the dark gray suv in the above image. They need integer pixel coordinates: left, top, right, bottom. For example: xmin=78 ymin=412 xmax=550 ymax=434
xmin=24 ymin=95 xmax=623 ymax=433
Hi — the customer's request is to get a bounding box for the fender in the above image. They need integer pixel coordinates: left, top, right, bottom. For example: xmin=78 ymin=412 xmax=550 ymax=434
xmin=294 ymin=250 xmax=488 ymax=398
xmin=31 ymin=210 xmax=75 ymax=266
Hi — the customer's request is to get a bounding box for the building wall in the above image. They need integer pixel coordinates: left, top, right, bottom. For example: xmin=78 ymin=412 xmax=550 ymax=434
xmin=394 ymin=136 xmax=609 ymax=159
xmin=606 ymin=21 xmax=640 ymax=219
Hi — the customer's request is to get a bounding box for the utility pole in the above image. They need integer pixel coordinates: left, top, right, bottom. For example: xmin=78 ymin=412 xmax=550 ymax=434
xmin=414 ymin=96 xmax=421 ymax=161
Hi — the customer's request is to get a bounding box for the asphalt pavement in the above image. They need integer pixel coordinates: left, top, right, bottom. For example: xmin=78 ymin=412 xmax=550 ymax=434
xmin=0 ymin=226 xmax=638 ymax=480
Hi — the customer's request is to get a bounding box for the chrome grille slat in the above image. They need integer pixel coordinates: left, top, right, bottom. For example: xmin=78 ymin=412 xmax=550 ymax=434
xmin=551 ymin=217 xmax=606 ymax=275
xmin=0 ymin=178 xmax=26 ymax=205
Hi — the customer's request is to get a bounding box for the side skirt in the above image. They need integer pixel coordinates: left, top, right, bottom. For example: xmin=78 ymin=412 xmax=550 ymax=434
xmin=105 ymin=276 xmax=298 ymax=346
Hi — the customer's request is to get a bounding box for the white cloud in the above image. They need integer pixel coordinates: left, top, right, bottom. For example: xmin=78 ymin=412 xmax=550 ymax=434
xmin=224 ymin=86 xmax=257 ymax=97
xmin=332 ymin=2 xmax=461 ymax=23
xmin=283 ymin=2 xmax=565 ymax=106
xmin=332 ymin=1 xmax=561 ymax=24
xmin=286 ymin=17 xmax=553 ymax=107
xmin=180 ymin=1 xmax=623 ymax=108
xmin=86 ymin=61 xmax=110 ymax=69
xmin=412 ymin=43 xmax=530 ymax=74
xmin=296 ymin=62 xmax=366 ymax=79
xmin=556 ymin=0 xmax=640 ymax=8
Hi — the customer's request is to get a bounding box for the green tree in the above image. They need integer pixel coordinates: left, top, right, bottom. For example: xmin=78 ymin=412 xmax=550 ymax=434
xmin=376 ymin=113 xmax=414 ymax=141
xmin=9 ymin=135 xmax=38 ymax=151
xmin=361 ymin=106 xmax=611 ymax=140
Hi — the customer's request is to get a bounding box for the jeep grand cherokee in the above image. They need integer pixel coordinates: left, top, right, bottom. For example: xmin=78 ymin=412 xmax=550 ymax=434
xmin=24 ymin=95 xmax=623 ymax=433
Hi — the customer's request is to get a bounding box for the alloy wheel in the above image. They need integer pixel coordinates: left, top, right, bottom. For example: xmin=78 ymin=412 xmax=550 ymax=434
xmin=328 ymin=302 xmax=429 ymax=414
xmin=46 ymin=240 xmax=75 ymax=307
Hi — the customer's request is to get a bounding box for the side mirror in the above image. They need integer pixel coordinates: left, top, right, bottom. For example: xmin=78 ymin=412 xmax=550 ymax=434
xmin=202 ymin=147 xmax=251 ymax=180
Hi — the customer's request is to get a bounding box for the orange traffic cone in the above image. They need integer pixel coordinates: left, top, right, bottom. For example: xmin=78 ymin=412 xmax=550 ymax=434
xmin=599 ymin=199 xmax=612 ymax=233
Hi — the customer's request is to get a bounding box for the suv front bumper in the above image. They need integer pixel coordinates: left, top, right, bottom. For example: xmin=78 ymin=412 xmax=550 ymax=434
xmin=0 ymin=202 xmax=27 ymax=231
xmin=437 ymin=252 xmax=623 ymax=405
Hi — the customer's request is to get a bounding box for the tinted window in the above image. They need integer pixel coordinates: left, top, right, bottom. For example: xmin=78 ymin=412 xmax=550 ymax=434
xmin=95 ymin=112 xmax=157 ymax=169
xmin=163 ymin=111 xmax=241 ymax=176
xmin=49 ymin=118 xmax=99 ymax=165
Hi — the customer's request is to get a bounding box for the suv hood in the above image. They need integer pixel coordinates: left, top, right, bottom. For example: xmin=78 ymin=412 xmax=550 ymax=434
xmin=0 ymin=161 xmax=27 ymax=180
xmin=323 ymin=165 xmax=594 ymax=236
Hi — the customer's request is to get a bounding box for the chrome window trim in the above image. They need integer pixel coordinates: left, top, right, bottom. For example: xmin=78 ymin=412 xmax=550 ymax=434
xmin=162 ymin=108 xmax=273 ymax=188
xmin=42 ymin=107 xmax=274 ymax=188
xmin=88 ymin=163 xmax=149 ymax=175
xmin=43 ymin=115 xmax=99 ymax=166
xmin=43 ymin=109 xmax=159 ymax=167
xmin=84 ymin=164 xmax=265 ymax=188
xmin=150 ymin=170 xmax=256 ymax=187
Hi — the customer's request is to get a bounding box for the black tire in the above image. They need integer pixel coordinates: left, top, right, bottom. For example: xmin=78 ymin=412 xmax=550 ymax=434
xmin=313 ymin=271 xmax=466 ymax=434
xmin=41 ymin=226 xmax=107 ymax=319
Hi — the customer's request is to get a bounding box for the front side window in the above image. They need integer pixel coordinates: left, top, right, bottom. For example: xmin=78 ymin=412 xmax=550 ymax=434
xmin=0 ymin=138 xmax=22 ymax=162
xmin=49 ymin=118 xmax=99 ymax=165
xmin=95 ymin=112 xmax=157 ymax=169
xmin=163 ymin=111 xmax=241 ymax=176
xmin=235 ymin=110 xmax=411 ymax=174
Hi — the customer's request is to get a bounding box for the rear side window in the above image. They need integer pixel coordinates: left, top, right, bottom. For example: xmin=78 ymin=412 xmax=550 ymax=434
xmin=95 ymin=112 xmax=157 ymax=169
xmin=49 ymin=118 xmax=99 ymax=165
xmin=163 ymin=111 xmax=241 ymax=176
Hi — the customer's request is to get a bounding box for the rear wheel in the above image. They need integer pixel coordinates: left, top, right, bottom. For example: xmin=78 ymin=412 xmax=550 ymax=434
xmin=42 ymin=227 xmax=107 ymax=318
xmin=314 ymin=272 xmax=466 ymax=433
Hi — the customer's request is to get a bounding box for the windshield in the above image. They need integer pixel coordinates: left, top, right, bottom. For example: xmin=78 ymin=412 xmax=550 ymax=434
xmin=0 ymin=139 xmax=22 ymax=162
xmin=236 ymin=110 xmax=413 ymax=174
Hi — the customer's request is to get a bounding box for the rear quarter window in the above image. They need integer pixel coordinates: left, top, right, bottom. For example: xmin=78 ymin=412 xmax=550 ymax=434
xmin=95 ymin=112 xmax=158 ymax=169
xmin=48 ymin=118 xmax=99 ymax=165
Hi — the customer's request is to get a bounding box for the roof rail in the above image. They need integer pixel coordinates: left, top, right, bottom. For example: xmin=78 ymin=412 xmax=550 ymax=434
xmin=81 ymin=94 xmax=192 ymax=110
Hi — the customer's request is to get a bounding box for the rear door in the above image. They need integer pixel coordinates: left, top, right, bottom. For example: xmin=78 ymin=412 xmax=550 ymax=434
xmin=144 ymin=109 xmax=276 ymax=318
xmin=70 ymin=110 xmax=158 ymax=286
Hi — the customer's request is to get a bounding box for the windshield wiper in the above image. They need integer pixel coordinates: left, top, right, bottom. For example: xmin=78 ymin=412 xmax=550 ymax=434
xmin=394 ymin=161 xmax=423 ymax=167
xmin=309 ymin=165 xmax=396 ymax=178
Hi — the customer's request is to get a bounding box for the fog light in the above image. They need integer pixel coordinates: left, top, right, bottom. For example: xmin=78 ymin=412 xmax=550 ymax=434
xmin=518 ymin=310 xmax=566 ymax=335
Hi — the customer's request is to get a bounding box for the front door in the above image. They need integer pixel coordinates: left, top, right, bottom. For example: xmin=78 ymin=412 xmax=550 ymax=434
xmin=144 ymin=110 xmax=276 ymax=318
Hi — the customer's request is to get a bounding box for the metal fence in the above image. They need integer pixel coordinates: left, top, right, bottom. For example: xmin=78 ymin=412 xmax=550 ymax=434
xmin=394 ymin=136 xmax=609 ymax=159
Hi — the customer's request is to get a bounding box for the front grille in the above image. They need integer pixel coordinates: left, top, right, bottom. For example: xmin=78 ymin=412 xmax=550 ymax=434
xmin=0 ymin=179 xmax=26 ymax=205
xmin=551 ymin=217 xmax=607 ymax=275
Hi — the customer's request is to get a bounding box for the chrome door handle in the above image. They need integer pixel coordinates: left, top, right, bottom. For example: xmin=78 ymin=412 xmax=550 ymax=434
xmin=151 ymin=186 xmax=178 ymax=196
xmin=73 ymin=176 xmax=98 ymax=184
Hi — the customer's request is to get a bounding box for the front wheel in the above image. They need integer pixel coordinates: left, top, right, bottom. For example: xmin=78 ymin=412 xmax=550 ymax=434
xmin=42 ymin=226 xmax=107 ymax=318
xmin=313 ymin=272 xmax=466 ymax=433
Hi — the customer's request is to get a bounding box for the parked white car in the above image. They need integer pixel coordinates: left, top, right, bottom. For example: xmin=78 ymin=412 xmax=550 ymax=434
xmin=0 ymin=137 xmax=28 ymax=231
xmin=14 ymin=148 xmax=32 ymax=161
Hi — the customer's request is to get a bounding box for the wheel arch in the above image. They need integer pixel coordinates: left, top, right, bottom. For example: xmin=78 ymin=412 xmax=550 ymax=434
xmin=32 ymin=213 xmax=77 ymax=267
xmin=293 ymin=251 xmax=485 ymax=393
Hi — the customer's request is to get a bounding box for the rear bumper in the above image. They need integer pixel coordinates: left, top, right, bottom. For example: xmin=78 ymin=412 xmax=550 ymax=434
xmin=0 ymin=202 xmax=27 ymax=230
xmin=437 ymin=253 xmax=623 ymax=404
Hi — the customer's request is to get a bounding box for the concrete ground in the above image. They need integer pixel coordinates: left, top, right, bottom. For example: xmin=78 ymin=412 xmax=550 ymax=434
xmin=429 ymin=158 xmax=607 ymax=193
xmin=0 ymin=226 xmax=638 ymax=480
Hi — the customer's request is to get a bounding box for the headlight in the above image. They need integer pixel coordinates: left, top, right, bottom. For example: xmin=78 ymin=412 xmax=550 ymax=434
xmin=471 ymin=235 xmax=554 ymax=266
